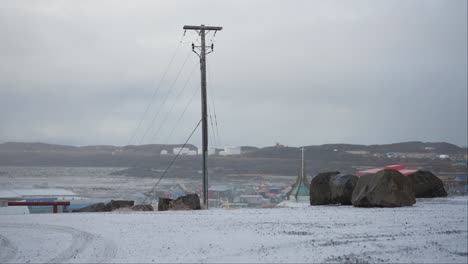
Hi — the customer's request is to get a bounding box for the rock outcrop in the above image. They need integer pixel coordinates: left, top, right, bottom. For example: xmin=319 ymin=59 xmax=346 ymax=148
xmin=310 ymin=172 xmax=340 ymax=205
xmin=310 ymin=172 xmax=358 ymax=205
xmin=158 ymin=194 xmax=201 ymax=211
xmin=408 ymin=170 xmax=447 ymax=198
xmin=72 ymin=202 xmax=111 ymax=212
xmin=352 ymin=169 xmax=416 ymax=207
xmin=73 ymin=200 xmax=135 ymax=212
xmin=158 ymin=197 xmax=174 ymax=211
xmin=330 ymin=174 xmax=359 ymax=205
xmin=107 ymin=200 xmax=135 ymax=210
xmin=131 ymin=204 xmax=154 ymax=211
xmin=175 ymin=194 xmax=201 ymax=210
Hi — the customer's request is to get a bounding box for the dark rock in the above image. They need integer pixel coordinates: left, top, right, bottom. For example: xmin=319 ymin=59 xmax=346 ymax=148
xmin=174 ymin=194 xmax=201 ymax=210
xmin=330 ymin=174 xmax=358 ymax=205
xmin=107 ymin=200 xmax=134 ymax=210
xmin=131 ymin=204 xmax=154 ymax=211
xmin=408 ymin=170 xmax=447 ymax=198
xmin=72 ymin=202 xmax=111 ymax=212
xmin=158 ymin=194 xmax=201 ymax=211
xmin=352 ymin=169 xmax=416 ymax=207
xmin=158 ymin=197 xmax=174 ymax=211
xmin=310 ymin=171 xmax=340 ymax=205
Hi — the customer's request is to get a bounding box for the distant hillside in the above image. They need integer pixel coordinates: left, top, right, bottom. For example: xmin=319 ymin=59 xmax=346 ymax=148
xmin=302 ymin=141 xmax=462 ymax=154
xmin=369 ymin=141 xmax=462 ymax=153
xmin=0 ymin=141 xmax=464 ymax=174
xmin=0 ymin=141 xmax=464 ymax=177
xmin=0 ymin=142 xmax=78 ymax=152
xmin=0 ymin=142 xmax=198 ymax=154
xmin=242 ymin=141 xmax=462 ymax=160
xmin=240 ymin=146 xmax=259 ymax=153
xmin=0 ymin=141 xmax=462 ymax=158
xmin=244 ymin=145 xmax=371 ymax=162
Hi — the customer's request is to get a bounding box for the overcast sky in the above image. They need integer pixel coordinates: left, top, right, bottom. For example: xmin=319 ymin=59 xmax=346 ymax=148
xmin=0 ymin=0 xmax=466 ymax=148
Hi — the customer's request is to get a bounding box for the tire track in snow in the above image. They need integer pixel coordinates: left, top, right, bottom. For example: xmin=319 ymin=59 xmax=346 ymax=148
xmin=47 ymin=224 xmax=94 ymax=263
xmin=0 ymin=234 xmax=18 ymax=263
xmin=0 ymin=223 xmax=117 ymax=263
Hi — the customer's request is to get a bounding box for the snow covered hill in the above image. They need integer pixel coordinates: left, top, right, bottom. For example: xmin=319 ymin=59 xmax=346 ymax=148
xmin=0 ymin=196 xmax=467 ymax=263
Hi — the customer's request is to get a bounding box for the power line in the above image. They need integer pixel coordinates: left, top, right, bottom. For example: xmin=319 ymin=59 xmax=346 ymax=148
xmin=143 ymin=119 xmax=202 ymax=204
xmin=138 ymin=49 xmax=192 ymax=144
xmin=208 ymin=106 xmax=218 ymax=148
xmin=163 ymin=84 xmax=200 ymax=144
xmin=120 ymin=33 xmax=191 ymax=175
xmin=207 ymin=62 xmax=222 ymax=147
xmin=149 ymin=63 xmax=198 ymax=143
xmin=127 ymin=34 xmax=185 ymax=146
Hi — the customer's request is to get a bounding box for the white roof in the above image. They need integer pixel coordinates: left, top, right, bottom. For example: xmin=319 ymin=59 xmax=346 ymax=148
xmin=0 ymin=206 xmax=30 ymax=215
xmin=0 ymin=188 xmax=76 ymax=198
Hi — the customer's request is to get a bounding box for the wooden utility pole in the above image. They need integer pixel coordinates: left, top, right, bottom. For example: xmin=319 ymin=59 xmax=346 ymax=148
xmin=183 ymin=24 xmax=222 ymax=209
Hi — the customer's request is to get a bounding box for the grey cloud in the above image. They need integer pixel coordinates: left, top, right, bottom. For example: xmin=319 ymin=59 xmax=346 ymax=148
xmin=0 ymin=0 xmax=466 ymax=147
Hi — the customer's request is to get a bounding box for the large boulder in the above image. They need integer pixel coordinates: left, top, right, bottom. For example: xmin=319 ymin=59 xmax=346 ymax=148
xmin=107 ymin=200 xmax=134 ymax=210
xmin=352 ymin=169 xmax=416 ymax=207
xmin=158 ymin=194 xmax=201 ymax=211
xmin=158 ymin=197 xmax=174 ymax=211
xmin=131 ymin=204 xmax=154 ymax=211
xmin=310 ymin=172 xmax=340 ymax=205
xmin=175 ymin=194 xmax=201 ymax=210
xmin=408 ymin=170 xmax=447 ymax=198
xmin=330 ymin=174 xmax=359 ymax=205
xmin=72 ymin=202 xmax=111 ymax=212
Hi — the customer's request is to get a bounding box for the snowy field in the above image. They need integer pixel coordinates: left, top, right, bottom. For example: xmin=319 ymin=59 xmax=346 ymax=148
xmin=0 ymin=196 xmax=467 ymax=263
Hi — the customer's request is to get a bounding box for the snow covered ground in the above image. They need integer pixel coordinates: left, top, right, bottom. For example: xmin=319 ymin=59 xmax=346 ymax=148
xmin=0 ymin=196 xmax=467 ymax=263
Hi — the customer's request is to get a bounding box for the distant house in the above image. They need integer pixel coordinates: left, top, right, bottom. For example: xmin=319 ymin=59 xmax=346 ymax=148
xmin=443 ymin=175 xmax=468 ymax=194
xmin=173 ymin=147 xmax=190 ymax=155
xmin=240 ymin=195 xmax=265 ymax=205
xmin=385 ymin=152 xmax=436 ymax=159
xmin=345 ymin=150 xmax=369 ymax=155
xmin=208 ymin=185 xmax=234 ymax=202
xmin=219 ymin=147 xmax=241 ymax=156
xmin=198 ymin=148 xmax=216 ymax=155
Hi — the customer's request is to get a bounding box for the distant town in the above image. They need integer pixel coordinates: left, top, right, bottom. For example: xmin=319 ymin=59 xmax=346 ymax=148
xmin=1 ymin=141 xmax=466 ymax=210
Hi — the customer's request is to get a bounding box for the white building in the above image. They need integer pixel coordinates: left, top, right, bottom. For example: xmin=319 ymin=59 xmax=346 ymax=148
xmin=209 ymin=148 xmax=216 ymax=155
xmin=345 ymin=150 xmax=369 ymax=155
xmin=173 ymin=147 xmax=190 ymax=155
xmin=0 ymin=188 xmax=78 ymax=202
xmin=187 ymin=150 xmax=197 ymax=156
xmin=198 ymin=148 xmax=217 ymax=155
xmin=160 ymin=150 xmax=168 ymax=155
xmin=222 ymin=147 xmax=241 ymax=155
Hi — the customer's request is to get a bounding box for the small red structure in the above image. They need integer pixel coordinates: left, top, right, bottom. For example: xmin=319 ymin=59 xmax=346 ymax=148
xmin=8 ymin=201 xmax=70 ymax=213
xmin=357 ymin=164 xmax=417 ymax=177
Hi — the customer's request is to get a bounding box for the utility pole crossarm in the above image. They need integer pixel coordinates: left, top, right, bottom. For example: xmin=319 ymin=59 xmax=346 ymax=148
xmin=183 ymin=25 xmax=223 ymax=31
